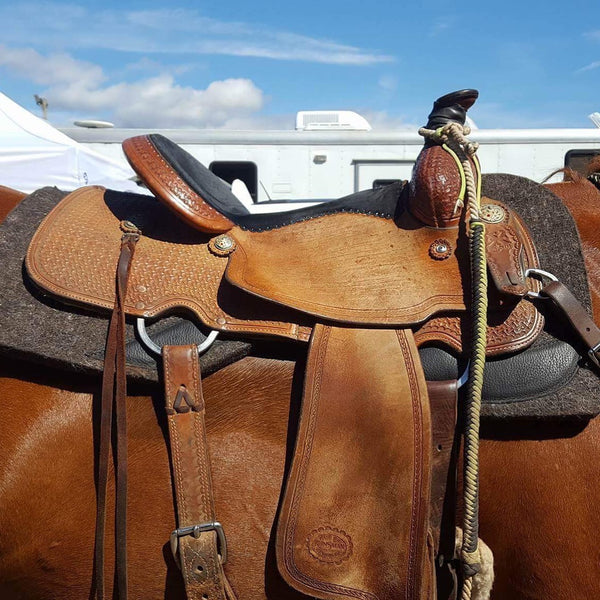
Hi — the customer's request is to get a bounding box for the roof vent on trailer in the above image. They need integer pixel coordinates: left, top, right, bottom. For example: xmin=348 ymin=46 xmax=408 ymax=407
xmin=295 ymin=110 xmax=371 ymax=131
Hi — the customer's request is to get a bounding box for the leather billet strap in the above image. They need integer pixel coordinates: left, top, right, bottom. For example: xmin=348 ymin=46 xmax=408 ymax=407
xmin=162 ymin=345 xmax=232 ymax=600
xmin=427 ymin=380 xmax=460 ymax=600
xmin=95 ymin=225 xmax=140 ymax=600
xmin=276 ymin=325 xmax=433 ymax=600
xmin=540 ymin=280 xmax=600 ymax=368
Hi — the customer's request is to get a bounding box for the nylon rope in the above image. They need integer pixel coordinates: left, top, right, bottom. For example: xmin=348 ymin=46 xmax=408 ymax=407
xmin=419 ymin=123 xmax=487 ymax=600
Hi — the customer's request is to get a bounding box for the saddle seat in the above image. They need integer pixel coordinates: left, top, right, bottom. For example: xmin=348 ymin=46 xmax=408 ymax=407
xmin=123 ymin=133 xmax=406 ymax=234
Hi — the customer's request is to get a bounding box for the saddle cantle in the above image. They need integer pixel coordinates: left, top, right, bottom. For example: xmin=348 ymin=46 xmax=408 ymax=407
xmin=18 ymin=90 xmax=600 ymax=600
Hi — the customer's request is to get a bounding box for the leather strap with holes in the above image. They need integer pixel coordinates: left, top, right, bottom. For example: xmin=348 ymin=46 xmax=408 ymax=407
xmin=162 ymin=345 xmax=232 ymax=600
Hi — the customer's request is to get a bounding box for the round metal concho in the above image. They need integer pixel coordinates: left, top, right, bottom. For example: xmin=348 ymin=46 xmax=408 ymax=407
xmin=480 ymin=203 xmax=507 ymax=224
xmin=209 ymin=234 xmax=236 ymax=256
xmin=429 ymin=239 xmax=453 ymax=260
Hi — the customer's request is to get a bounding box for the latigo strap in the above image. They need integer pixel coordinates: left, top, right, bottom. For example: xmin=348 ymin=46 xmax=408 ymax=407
xmin=162 ymin=345 xmax=233 ymax=600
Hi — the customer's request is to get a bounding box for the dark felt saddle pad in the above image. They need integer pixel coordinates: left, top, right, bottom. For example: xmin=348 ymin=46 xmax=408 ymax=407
xmin=0 ymin=187 xmax=250 ymax=382
xmin=0 ymin=179 xmax=598 ymax=419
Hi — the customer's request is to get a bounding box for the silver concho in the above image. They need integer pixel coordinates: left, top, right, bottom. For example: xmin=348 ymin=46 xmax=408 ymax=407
xmin=480 ymin=204 xmax=507 ymax=224
xmin=209 ymin=234 xmax=236 ymax=256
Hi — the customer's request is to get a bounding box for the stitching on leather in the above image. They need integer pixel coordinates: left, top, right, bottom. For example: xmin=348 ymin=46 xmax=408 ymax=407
xmin=396 ymin=329 xmax=426 ymax=600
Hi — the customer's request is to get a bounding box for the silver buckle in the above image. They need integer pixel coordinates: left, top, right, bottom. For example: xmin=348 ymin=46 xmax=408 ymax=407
xmin=525 ymin=268 xmax=558 ymax=299
xmin=170 ymin=521 xmax=227 ymax=566
xmin=589 ymin=343 xmax=600 ymax=369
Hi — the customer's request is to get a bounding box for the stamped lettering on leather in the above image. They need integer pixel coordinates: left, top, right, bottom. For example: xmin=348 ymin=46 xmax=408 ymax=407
xmin=306 ymin=526 xmax=353 ymax=565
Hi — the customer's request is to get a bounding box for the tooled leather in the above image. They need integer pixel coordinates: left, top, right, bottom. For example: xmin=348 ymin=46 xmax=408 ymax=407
xmin=123 ymin=136 xmax=234 ymax=234
xmin=163 ymin=345 xmax=228 ymax=600
xmin=276 ymin=326 xmax=432 ymax=600
xmin=414 ymin=198 xmax=543 ymax=354
xmin=485 ymin=223 xmax=527 ymax=296
xmin=415 ymin=300 xmax=542 ymax=355
xmin=408 ymin=147 xmax=478 ymax=228
xmin=25 ymin=187 xmax=312 ymax=342
xmin=27 ymin=186 xmax=543 ymax=354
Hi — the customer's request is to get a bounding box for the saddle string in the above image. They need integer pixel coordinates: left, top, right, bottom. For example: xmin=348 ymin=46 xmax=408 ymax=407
xmin=95 ymin=222 xmax=140 ymax=600
xmin=420 ymin=123 xmax=487 ymax=600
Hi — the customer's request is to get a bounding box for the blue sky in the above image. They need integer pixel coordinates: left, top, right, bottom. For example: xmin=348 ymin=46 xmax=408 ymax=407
xmin=1 ymin=0 xmax=599 ymax=129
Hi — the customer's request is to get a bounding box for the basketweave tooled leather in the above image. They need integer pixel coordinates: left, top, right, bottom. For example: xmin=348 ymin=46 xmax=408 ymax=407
xmin=26 ymin=186 xmax=542 ymax=355
xmin=25 ymin=186 xmax=313 ymax=342
xmin=123 ymin=135 xmax=235 ymax=234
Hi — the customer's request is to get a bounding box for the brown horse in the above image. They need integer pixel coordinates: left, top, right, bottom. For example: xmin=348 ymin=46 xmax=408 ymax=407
xmin=1 ymin=178 xmax=600 ymax=600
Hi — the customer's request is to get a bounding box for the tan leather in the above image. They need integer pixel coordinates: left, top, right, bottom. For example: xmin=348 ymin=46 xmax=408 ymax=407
xmin=226 ymin=206 xmax=539 ymax=326
xmin=25 ymin=187 xmax=312 ymax=342
xmin=26 ymin=186 xmax=543 ymax=355
xmin=163 ymin=345 xmax=229 ymax=600
xmin=123 ymin=136 xmax=235 ymax=234
xmin=276 ymin=325 xmax=433 ymax=600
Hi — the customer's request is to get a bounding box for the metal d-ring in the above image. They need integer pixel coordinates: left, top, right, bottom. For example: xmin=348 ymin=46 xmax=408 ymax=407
xmin=136 ymin=317 xmax=219 ymax=357
xmin=525 ymin=267 xmax=559 ymax=300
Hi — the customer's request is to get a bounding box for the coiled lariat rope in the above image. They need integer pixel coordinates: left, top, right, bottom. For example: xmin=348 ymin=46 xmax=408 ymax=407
xmin=419 ymin=122 xmax=487 ymax=600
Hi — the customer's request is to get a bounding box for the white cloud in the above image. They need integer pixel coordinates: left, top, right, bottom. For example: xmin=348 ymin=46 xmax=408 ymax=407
xmin=429 ymin=17 xmax=456 ymax=37
xmin=0 ymin=45 xmax=105 ymax=88
xmin=360 ymin=110 xmax=416 ymax=131
xmin=575 ymin=60 xmax=600 ymax=73
xmin=0 ymin=45 xmax=265 ymax=128
xmin=0 ymin=3 xmax=393 ymax=66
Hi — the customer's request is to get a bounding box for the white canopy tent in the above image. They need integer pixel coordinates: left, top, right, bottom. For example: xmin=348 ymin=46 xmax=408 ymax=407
xmin=0 ymin=93 xmax=142 ymax=193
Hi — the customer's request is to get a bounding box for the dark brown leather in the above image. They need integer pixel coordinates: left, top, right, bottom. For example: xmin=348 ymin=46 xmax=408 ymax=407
xmin=123 ymin=136 xmax=235 ymax=234
xmin=428 ymin=380 xmax=458 ymax=548
xmin=408 ymin=146 xmax=479 ymax=228
xmin=541 ymin=280 xmax=600 ymax=365
xmin=427 ymin=381 xmax=459 ymax=600
xmin=95 ymin=229 xmax=139 ymax=600
xmin=162 ymin=345 xmax=230 ymax=600
xmin=276 ymin=325 xmax=433 ymax=600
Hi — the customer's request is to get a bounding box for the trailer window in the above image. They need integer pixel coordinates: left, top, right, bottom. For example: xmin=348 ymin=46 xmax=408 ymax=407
xmin=564 ymin=150 xmax=600 ymax=176
xmin=373 ymin=179 xmax=403 ymax=189
xmin=209 ymin=161 xmax=258 ymax=202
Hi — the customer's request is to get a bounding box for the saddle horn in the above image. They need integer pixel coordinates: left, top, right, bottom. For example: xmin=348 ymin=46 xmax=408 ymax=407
xmin=408 ymin=89 xmax=479 ymax=228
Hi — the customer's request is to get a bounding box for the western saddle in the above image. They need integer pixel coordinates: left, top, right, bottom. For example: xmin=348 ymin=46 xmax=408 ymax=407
xmin=24 ymin=90 xmax=600 ymax=600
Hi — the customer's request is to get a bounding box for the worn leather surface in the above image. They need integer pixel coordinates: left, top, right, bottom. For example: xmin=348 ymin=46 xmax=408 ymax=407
xmin=276 ymin=326 xmax=433 ymax=600
xmin=26 ymin=185 xmax=541 ymax=349
xmin=226 ymin=205 xmax=538 ymax=327
xmin=12 ymin=177 xmax=600 ymax=418
xmin=162 ymin=345 xmax=228 ymax=600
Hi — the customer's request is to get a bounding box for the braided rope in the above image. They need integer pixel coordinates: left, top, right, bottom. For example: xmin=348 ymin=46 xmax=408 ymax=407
xmin=419 ymin=123 xmax=488 ymax=600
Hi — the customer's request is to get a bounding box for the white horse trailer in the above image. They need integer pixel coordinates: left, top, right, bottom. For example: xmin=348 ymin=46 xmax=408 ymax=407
xmin=62 ymin=122 xmax=600 ymax=207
